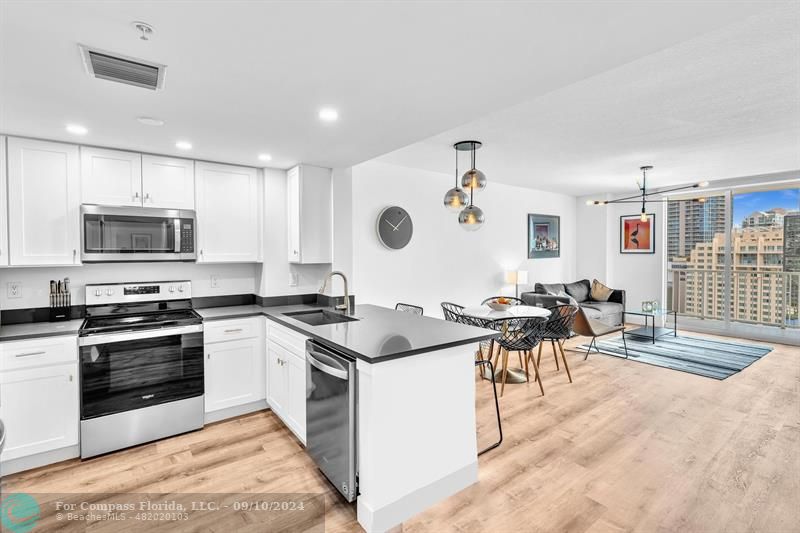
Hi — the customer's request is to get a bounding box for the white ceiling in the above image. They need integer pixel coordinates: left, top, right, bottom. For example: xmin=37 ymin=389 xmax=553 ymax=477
xmin=0 ymin=0 xmax=788 ymax=172
xmin=378 ymin=3 xmax=800 ymax=196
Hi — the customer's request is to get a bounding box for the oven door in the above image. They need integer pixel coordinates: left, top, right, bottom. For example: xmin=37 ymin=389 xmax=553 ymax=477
xmin=81 ymin=204 xmax=196 ymax=262
xmin=79 ymin=325 xmax=204 ymax=420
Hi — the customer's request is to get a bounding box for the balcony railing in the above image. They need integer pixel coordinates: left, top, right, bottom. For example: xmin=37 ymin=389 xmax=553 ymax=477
xmin=667 ymin=268 xmax=800 ymax=329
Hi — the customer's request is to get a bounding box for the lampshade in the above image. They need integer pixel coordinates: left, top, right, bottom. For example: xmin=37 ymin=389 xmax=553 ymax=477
xmin=443 ymin=187 xmax=469 ymax=212
xmin=505 ymin=270 xmax=529 ymax=285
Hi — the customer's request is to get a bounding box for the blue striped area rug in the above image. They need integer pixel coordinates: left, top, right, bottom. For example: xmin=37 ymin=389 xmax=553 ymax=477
xmin=579 ymin=335 xmax=773 ymax=379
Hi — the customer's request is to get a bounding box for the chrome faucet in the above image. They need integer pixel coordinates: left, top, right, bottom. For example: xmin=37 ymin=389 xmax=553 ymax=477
xmin=319 ymin=271 xmax=351 ymax=315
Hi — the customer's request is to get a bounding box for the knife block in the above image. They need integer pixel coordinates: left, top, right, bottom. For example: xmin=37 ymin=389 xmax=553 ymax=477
xmin=49 ymin=293 xmax=71 ymax=322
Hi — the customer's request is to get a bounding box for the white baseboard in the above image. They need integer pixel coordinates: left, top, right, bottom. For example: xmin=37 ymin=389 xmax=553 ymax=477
xmin=357 ymin=461 xmax=478 ymax=533
xmin=205 ymin=400 xmax=268 ymax=424
xmin=1 ymin=445 xmax=80 ymax=477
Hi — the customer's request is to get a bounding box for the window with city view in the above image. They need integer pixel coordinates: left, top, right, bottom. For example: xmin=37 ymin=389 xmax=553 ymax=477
xmin=667 ymin=187 xmax=799 ymax=329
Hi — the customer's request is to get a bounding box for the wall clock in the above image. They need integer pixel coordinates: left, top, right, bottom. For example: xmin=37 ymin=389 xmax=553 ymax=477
xmin=377 ymin=206 xmax=413 ymax=250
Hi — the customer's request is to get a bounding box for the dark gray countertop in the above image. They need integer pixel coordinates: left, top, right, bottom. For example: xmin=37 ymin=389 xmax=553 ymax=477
xmin=202 ymin=303 xmax=498 ymax=363
xmin=0 ymin=319 xmax=84 ymax=342
xmin=2 ymin=304 xmax=497 ymax=363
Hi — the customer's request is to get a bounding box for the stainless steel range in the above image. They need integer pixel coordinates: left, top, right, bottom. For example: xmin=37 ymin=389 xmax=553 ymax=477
xmin=78 ymin=281 xmax=204 ymax=458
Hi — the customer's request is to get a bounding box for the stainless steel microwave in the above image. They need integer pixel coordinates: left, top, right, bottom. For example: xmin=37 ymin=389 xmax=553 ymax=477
xmin=80 ymin=205 xmax=196 ymax=262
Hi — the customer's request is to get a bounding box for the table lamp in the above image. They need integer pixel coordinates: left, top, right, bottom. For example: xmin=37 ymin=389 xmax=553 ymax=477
xmin=504 ymin=270 xmax=529 ymax=298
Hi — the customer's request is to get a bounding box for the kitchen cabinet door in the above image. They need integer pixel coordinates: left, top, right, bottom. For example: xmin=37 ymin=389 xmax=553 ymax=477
xmin=0 ymin=136 xmax=8 ymax=266
xmin=287 ymin=165 xmax=332 ymax=264
xmin=195 ymin=162 xmax=260 ymax=263
xmin=142 ymin=155 xmax=195 ymax=209
xmin=285 ymin=350 xmax=307 ymax=443
xmin=205 ymin=337 xmax=265 ymax=413
xmin=80 ymin=147 xmax=142 ymax=207
xmin=0 ymin=363 xmax=79 ymax=462
xmin=7 ymin=137 xmax=81 ymax=266
xmin=267 ymin=340 xmax=289 ymax=420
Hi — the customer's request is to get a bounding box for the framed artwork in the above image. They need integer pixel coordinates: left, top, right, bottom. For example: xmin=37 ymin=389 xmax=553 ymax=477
xmin=620 ymin=214 xmax=655 ymax=254
xmin=528 ymin=214 xmax=560 ymax=259
xmin=131 ymin=233 xmax=152 ymax=250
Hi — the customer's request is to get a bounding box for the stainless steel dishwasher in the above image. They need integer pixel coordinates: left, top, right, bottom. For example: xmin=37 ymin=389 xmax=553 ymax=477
xmin=305 ymin=340 xmax=357 ymax=502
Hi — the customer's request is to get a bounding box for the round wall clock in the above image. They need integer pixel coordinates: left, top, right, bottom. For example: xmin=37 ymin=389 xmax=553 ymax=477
xmin=377 ymin=206 xmax=413 ymax=250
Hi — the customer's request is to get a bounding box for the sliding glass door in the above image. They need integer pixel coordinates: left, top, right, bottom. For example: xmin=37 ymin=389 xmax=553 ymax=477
xmin=666 ymin=186 xmax=799 ymax=330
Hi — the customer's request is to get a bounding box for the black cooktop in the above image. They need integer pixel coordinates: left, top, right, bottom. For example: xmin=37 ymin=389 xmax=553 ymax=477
xmin=80 ymin=301 xmax=202 ymax=336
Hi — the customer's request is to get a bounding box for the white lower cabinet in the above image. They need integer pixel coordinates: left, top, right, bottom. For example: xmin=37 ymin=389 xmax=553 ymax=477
xmin=266 ymin=322 xmax=308 ymax=444
xmin=204 ymin=317 xmax=266 ymax=418
xmin=0 ymin=336 xmax=79 ymax=465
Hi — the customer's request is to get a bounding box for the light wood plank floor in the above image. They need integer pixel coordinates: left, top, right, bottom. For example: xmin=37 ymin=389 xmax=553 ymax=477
xmin=3 ymin=330 xmax=798 ymax=532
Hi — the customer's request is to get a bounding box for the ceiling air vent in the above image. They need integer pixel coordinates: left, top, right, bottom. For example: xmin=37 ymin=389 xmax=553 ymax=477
xmin=78 ymin=45 xmax=166 ymax=90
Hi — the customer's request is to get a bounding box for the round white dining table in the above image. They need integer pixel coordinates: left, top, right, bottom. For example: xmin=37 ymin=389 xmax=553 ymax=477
xmin=463 ymin=304 xmax=552 ymax=384
xmin=461 ymin=304 xmax=551 ymax=321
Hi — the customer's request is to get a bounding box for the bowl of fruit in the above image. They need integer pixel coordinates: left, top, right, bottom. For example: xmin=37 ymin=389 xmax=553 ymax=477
xmin=486 ymin=297 xmax=514 ymax=311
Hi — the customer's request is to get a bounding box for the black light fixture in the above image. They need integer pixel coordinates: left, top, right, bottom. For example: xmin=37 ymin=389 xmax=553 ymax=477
xmin=449 ymin=140 xmax=486 ymax=230
xmin=443 ymin=147 xmax=469 ymax=212
xmin=587 ymin=165 xmax=709 ymax=218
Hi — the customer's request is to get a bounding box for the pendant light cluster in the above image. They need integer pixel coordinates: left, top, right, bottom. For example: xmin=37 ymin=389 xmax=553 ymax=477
xmin=443 ymin=140 xmax=486 ymax=231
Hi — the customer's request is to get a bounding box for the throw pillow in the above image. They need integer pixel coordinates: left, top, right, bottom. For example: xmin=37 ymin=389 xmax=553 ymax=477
xmin=564 ymin=280 xmax=590 ymax=302
xmin=590 ymin=279 xmax=614 ymax=302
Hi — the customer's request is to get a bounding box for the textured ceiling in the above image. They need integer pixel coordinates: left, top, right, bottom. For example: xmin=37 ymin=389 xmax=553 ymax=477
xmin=377 ymin=4 xmax=800 ymax=196
xmin=0 ymin=0 xmax=786 ymax=172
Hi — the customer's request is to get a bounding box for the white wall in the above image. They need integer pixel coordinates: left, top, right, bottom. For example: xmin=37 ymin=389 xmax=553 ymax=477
xmin=0 ymin=262 xmax=258 ymax=309
xmin=576 ymin=195 xmax=666 ymax=324
xmin=349 ymin=160 xmax=576 ymax=316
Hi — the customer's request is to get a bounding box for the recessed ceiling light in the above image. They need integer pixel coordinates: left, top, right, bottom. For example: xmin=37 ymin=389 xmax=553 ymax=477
xmin=258 ymin=153 xmax=272 ymax=162
xmin=137 ymin=116 xmax=165 ymax=126
xmin=175 ymin=141 xmax=192 ymax=150
xmin=66 ymin=124 xmax=88 ymax=135
xmin=319 ymin=108 xmax=339 ymax=122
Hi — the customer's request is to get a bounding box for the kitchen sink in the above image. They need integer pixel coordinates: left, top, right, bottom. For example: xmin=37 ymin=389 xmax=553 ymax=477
xmin=283 ymin=309 xmax=359 ymax=326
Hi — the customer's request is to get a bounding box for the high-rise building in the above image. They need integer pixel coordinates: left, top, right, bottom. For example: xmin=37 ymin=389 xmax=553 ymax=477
xmin=785 ymin=213 xmax=800 ymax=273
xmin=667 ymin=196 xmax=726 ymax=262
xmin=742 ymin=208 xmax=786 ymax=229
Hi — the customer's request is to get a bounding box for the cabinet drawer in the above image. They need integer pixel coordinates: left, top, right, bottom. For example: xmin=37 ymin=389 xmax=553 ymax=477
xmin=0 ymin=336 xmax=77 ymax=372
xmin=267 ymin=320 xmax=307 ymax=354
xmin=204 ymin=317 xmax=260 ymax=344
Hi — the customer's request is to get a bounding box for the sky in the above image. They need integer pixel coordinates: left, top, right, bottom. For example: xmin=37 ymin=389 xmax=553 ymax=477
xmin=733 ymin=188 xmax=799 ymax=226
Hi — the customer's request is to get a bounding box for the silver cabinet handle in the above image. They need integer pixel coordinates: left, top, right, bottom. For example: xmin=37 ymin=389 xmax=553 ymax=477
xmin=145 ymin=193 xmax=151 ymax=202
xmin=73 ymin=249 xmax=77 ymax=263
xmin=224 ymin=328 xmax=243 ymax=333
xmin=69 ymin=374 xmax=73 ymax=382
xmin=16 ymin=351 xmax=46 ymax=358
xmin=134 ymin=191 xmax=140 ymax=201
xmin=208 ymin=353 xmax=211 ymax=359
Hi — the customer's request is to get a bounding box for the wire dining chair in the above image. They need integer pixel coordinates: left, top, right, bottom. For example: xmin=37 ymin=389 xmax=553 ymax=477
xmin=488 ymin=315 xmax=549 ymax=396
xmin=538 ymin=304 xmax=579 ymax=383
xmin=395 ymin=302 xmax=424 ymax=315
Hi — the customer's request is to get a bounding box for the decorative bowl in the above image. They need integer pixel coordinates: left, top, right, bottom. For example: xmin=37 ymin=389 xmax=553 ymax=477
xmin=486 ymin=301 xmax=512 ymax=311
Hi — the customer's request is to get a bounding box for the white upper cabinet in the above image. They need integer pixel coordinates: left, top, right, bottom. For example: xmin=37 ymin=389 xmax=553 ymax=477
xmin=80 ymin=147 xmax=142 ymax=207
xmin=141 ymin=155 xmax=195 ymax=209
xmin=287 ymin=164 xmax=332 ymax=264
xmin=0 ymin=136 xmax=8 ymax=266
xmin=195 ymin=162 xmax=260 ymax=263
xmin=7 ymin=137 xmax=81 ymax=266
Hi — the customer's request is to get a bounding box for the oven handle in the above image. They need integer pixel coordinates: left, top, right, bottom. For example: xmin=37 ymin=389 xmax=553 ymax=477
xmin=79 ymin=324 xmax=203 ymax=346
xmin=307 ymin=350 xmax=349 ymax=380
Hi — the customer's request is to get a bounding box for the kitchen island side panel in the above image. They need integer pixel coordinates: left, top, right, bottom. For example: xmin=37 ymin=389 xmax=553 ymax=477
xmin=356 ymin=345 xmax=478 ymax=533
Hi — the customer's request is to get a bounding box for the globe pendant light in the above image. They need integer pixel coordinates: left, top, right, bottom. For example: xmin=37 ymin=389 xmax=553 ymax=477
xmin=458 ymin=179 xmax=485 ymax=231
xmin=458 ymin=140 xmax=486 ymax=191
xmin=443 ymin=147 xmax=469 ymax=212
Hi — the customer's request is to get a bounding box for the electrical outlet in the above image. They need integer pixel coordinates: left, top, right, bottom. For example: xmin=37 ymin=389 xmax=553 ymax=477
xmin=210 ymin=275 xmax=219 ymax=289
xmin=288 ymin=272 xmax=298 ymax=287
xmin=7 ymin=282 xmax=22 ymax=299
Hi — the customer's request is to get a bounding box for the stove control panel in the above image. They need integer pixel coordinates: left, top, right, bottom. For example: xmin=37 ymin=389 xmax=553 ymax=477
xmin=85 ymin=281 xmax=192 ymax=305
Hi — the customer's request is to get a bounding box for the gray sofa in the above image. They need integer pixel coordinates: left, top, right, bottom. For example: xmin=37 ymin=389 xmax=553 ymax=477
xmin=520 ymin=279 xmax=625 ymax=326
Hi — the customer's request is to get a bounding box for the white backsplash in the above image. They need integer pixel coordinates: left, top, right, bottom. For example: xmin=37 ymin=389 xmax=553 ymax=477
xmin=0 ymin=262 xmax=259 ymax=309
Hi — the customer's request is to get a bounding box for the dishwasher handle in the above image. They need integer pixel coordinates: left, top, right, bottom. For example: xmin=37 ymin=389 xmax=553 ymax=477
xmin=307 ymin=349 xmax=349 ymax=380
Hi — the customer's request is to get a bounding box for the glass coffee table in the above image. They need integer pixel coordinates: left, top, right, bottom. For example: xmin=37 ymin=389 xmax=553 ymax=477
xmin=623 ymin=309 xmax=677 ymax=344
